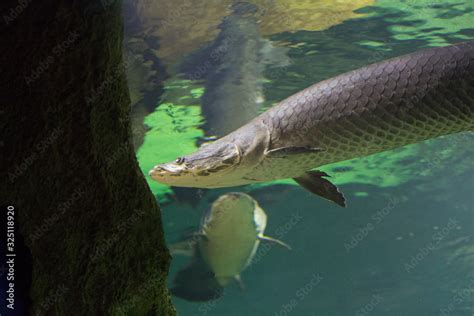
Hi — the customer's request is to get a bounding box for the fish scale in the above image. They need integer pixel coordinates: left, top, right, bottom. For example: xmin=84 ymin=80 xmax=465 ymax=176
xmin=253 ymin=42 xmax=474 ymax=180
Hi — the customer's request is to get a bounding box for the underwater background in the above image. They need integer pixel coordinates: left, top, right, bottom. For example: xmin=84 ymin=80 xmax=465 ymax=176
xmin=123 ymin=0 xmax=474 ymax=315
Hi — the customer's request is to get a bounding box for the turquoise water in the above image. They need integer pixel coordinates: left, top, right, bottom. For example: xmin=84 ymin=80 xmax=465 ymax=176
xmin=130 ymin=1 xmax=474 ymax=315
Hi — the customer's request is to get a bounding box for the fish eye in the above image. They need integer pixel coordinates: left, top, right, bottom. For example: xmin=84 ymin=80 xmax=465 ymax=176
xmin=175 ymin=157 xmax=185 ymax=165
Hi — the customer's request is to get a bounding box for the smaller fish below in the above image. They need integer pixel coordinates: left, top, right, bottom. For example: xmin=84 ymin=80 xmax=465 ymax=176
xmin=169 ymin=192 xmax=290 ymax=301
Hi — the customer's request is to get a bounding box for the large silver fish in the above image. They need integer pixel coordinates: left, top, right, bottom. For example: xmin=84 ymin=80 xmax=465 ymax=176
xmin=150 ymin=42 xmax=474 ymax=207
xmin=170 ymin=192 xmax=289 ymax=301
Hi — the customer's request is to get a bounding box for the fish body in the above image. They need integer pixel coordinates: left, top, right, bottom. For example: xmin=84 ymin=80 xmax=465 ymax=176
xmin=170 ymin=193 xmax=289 ymax=301
xmin=250 ymin=42 xmax=474 ymax=181
xmin=199 ymin=192 xmax=267 ymax=286
xmin=151 ymin=42 xmax=474 ymax=205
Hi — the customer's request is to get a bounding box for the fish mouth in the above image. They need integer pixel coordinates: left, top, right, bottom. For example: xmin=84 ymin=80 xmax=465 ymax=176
xmin=148 ymin=163 xmax=186 ymax=179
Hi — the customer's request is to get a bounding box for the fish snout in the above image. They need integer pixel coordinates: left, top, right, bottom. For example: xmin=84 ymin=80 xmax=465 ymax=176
xmin=149 ymin=162 xmax=188 ymax=180
xmin=149 ymin=164 xmax=172 ymax=178
xmin=149 ymin=165 xmax=162 ymax=178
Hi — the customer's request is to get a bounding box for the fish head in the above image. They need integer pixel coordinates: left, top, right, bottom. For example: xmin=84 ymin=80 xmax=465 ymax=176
xmin=149 ymin=120 xmax=270 ymax=188
xmin=149 ymin=138 xmax=243 ymax=187
xmin=201 ymin=192 xmax=257 ymax=229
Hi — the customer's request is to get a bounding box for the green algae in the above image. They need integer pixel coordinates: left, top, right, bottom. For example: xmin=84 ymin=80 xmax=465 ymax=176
xmin=190 ymin=87 xmax=205 ymax=98
xmin=137 ymin=103 xmax=204 ymax=199
xmin=373 ymin=0 xmax=474 ymax=45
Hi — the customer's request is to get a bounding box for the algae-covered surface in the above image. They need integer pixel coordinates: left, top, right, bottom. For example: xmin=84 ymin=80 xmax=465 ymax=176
xmin=132 ymin=0 xmax=474 ymax=314
xmin=374 ymin=0 xmax=474 ymax=45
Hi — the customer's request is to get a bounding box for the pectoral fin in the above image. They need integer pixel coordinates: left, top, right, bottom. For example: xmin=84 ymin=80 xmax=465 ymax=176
xmin=258 ymin=235 xmax=292 ymax=250
xmin=265 ymin=146 xmax=324 ymax=158
xmin=293 ymin=170 xmax=346 ymax=207
xmin=234 ymin=275 xmax=246 ymax=292
xmin=169 ymin=232 xmax=206 ymax=257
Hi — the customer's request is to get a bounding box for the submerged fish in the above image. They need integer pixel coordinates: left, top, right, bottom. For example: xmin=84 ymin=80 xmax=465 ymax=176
xmin=150 ymin=42 xmax=474 ymax=207
xmin=181 ymin=2 xmax=289 ymax=138
xmin=170 ymin=192 xmax=290 ymax=301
